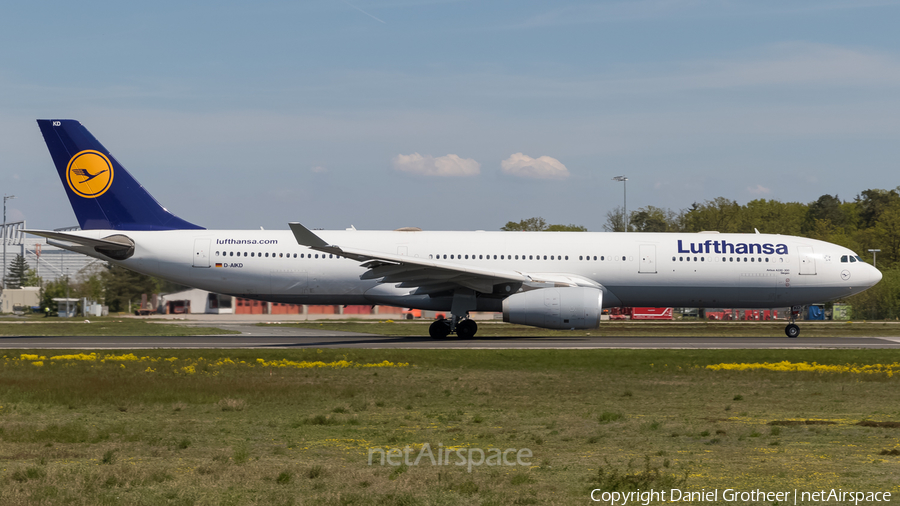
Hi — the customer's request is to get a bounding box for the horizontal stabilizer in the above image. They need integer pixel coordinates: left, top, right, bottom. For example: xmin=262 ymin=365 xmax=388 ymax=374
xmin=24 ymin=229 xmax=133 ymax=250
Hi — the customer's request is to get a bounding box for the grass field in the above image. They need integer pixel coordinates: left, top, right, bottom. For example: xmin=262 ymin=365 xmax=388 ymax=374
xmin=1 ymin=348 xmax=899 ymax=505
xmin=263 ymin=319 xmax=900 ymax=338
xmin=0 ymin=318 xmax=238 ymax=337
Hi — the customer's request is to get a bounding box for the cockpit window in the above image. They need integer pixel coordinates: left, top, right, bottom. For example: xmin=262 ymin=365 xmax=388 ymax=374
xmin=849 ymin=256 xmax=857 ymax=263
xmin=855 ymin=256 xmax=863 ymax=262
xmin=840 ymin=255 xmax=848 ymax=263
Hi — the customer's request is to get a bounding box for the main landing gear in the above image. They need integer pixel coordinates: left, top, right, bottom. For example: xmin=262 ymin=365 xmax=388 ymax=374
xmin=429 ymin=315 xmax=478 ymax=339
xmin=785 ymin=305 xmax=801 ymax=338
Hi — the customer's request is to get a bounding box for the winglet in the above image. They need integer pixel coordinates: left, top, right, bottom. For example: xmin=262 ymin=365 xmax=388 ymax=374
xmin=288 ymin=223 xmax=330 ymax=248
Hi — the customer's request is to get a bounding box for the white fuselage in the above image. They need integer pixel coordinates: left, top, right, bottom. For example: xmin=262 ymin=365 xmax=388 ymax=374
xmin=59 ymin=229 xmax=882 ymax=311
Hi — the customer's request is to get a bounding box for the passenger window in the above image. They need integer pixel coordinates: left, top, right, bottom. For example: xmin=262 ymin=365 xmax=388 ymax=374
xmin=729 ymin=257 xmax=733 ymax=262
xmin=750 ymin=258 xmax=754 ymax=262
xmin=701 ymin=257 xmax=704 ymax=262
xmin=529 ymin=255 xmax=533 ymax=260
xmin=580 ymin=256 xmax=584 ymax=261
xmin=622 ymin=256 xmax=626 ymax=261
xmin=565 ymin=256 xmax=568 ymax=260
xmin=765 ymin=258 xmax=769 ymax=262
xmin=215 ymin=251 xmax=219 ymax=256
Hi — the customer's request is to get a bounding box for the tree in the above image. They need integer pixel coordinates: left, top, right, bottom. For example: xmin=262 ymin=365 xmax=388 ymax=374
xmin=5 ymin=254 xmax=30 ymax=288
xmin=24 ymin=268 xmax=42 ymax=288
xmin=629 ymin=205 xmax=683 ymax=232
xmin=101 ymin=265 xmax=160 ymax=312
xmin=501 ymin=217 xmax=586 ymax=232
xmin=803 ymin=194 xmax=850 ymax=233
xmin=501 ymin=217 xmax=547 ymax=231
xmin=603 ymin=207 xmax=627 ymax=232
xmin=546 ymin=224 xmax=587 ymax=232
xmin=40 ymin=276 xmax=70 ymax=310
xmin=75 ymin=273 xmax=105 ymax=304
xmin=736 ymin=199 xmax=806 ymax=236
xmin=856 ymin=188 xmax=900 ymax=229
xmin=682 ymin=197 xmax=742 ymax=233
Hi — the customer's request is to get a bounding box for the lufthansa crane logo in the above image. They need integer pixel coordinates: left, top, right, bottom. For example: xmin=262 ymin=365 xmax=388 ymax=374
xmin=66 ymin=150 xmax=114 ymax=198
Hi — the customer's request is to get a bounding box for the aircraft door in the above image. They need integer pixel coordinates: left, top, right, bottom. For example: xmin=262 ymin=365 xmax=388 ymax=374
xmin=193 ymin=239 xmax=210 ymax=268
xmin=798 ymin=246 xmax=816 ymax=275
xmin=639 ymin=245 xmax=657 ymax=274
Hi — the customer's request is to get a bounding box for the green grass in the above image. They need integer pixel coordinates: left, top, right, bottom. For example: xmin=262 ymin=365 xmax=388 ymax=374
xmin=264 ymin=319 xmax=900 ymax=337
xmin=0 ymin=317 xmax=238 ymax=336
xmin=1 ymin=348 xmax=899 ymax=505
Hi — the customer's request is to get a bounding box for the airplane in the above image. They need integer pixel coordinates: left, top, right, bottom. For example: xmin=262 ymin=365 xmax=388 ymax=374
xmin=27 ymin=119 xmax=882 ymax=339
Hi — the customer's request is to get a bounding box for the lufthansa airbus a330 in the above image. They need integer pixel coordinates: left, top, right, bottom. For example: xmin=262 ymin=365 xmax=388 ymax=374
xmin=27 ymin=120 xmax=882 ymax=339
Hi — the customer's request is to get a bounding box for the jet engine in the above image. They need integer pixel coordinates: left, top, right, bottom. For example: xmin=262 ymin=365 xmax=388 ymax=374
xmin=502 ymin=286 xmax=603 ymax=329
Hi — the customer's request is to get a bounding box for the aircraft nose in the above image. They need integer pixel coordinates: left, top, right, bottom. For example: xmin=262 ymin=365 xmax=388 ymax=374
xmin=868 ymin=264 xmax=883 ymax=286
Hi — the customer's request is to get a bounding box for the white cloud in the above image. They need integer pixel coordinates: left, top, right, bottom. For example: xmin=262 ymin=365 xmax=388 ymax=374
xmin=391 ymin=153 xmax=480 ymax=177
xmin=311 ymin=165 xmax=328 ymax=173
xmin=747 ymin=184 xmax=772 ymax=195
xmin=500 ymin=153 xmax=570 ymax=179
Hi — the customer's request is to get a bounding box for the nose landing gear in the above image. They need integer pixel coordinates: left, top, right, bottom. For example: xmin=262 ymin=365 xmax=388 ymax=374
xmin=784 ymin=305 xmax=801 ymax=338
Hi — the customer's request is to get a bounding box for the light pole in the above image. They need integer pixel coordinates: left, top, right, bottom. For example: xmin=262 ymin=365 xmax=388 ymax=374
xmin=868 ymin=249 xmax=881 ymax=268
xmin=2 ymin=194 xmax=15 ymax=289
xmin=612 ymin=176 xmax=628 ymax=232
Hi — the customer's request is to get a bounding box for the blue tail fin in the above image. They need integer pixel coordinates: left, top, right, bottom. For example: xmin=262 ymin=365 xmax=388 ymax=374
xmin=37 ymin=119 xmax=204 ymax=231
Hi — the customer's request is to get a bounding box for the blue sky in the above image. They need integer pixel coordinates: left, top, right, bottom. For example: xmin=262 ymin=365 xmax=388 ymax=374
xmin=3 ymin=0 xmax=900 ymax=231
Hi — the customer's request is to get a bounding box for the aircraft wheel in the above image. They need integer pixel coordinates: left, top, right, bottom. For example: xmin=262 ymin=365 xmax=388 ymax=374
xmin=785 ymin=324 xmax=800 ymax=339
xmin=429 ymin=319 xmax=451 ymax=339
xmin=456 ymin=319 xmax=478 ymax=339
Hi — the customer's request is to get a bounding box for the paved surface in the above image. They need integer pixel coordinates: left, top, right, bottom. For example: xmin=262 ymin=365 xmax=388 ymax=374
xmin=2 ymin=332 xmax=900 ymax=349
xmin=3 ymin=314 xmax=899 ymax=349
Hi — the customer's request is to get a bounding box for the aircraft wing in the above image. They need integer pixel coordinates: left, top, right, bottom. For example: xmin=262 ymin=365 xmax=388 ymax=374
xmin=288 ymin=223 xmax=594 ymax=294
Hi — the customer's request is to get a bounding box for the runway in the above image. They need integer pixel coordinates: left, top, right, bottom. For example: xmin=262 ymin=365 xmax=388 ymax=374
xmin=2 ymin=327 xmax=900 ymax=349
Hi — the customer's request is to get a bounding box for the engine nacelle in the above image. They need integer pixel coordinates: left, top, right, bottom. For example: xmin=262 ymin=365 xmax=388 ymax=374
xmin=502 ymin=287 xmax=603 ymax=329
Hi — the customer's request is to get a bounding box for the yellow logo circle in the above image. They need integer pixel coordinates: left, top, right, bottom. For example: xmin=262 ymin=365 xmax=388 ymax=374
xmin=66 ymin=150 xmax=114 ymax=198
